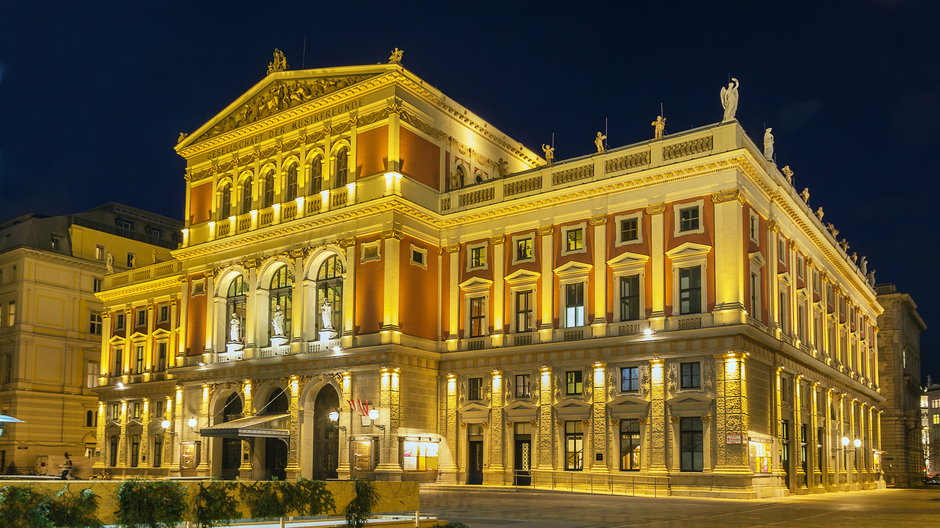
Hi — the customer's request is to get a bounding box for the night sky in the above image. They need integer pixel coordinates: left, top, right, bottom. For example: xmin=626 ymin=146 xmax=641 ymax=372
xmin=1 ymin=1 xmax=938 ymax=378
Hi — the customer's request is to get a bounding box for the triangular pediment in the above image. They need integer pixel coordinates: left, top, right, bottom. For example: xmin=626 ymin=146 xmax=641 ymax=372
xmin=458 ymin=401 xmax=489 ymax=414
xmin=749 ymin=251 xmax=766 ymax=267
xmin=607 ymin=251 xmax=649 ymax=270
xmin=179 ymin=65 xmax=394 ymax=148
xmin=553 ymin=397 xmax=591 ymax=418
xmin=504 ymin=269 xmax=540 ymax=284
xmin=459 ymin=277 xmax=494 ymax=293
xmin=128 ymin=332 xmax=148 ymax=341
xmin=458 ymin=401 xmax=490 ymax=423
xmin=608 ymin=393 xmax=650 ymax=418
xmin=665 ymin=242 xmax=712 ymax=260
xmin=553 ymin=260 xmax=593 ymax=277
xmin=667 ymin=391 xmax=713 ymax=415
xmin=505 ymin=400 xmax=539 ymax=412
xmin=608 ymin=393 xmax=648 ymax=407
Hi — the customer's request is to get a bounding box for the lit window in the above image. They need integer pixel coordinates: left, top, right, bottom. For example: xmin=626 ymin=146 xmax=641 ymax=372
xmin=93 ymin=278 xmax=103 ymax=292
xmin=309 ymin=156 xmax=323 ymax=194
xmin=469 ymin=246 xmax=486 ymax=269
xmin=564 ymin=283 xmax=585 ymax=327
xmin=158 ymin=305 xmax=169 ymax=323
xmin=334 ymin=147 xmax=349 ymax=188
xmin=95 ymin=245 xmax=105 ymax=260
xmin=516 ymin=238 xmax=533 ymax=261
xmin=136 ymin=309 xmax=147 ymax=327
xmin=135 ymin=345 xmax=144 ymax=374
xmin=241 ymin=178 xmax=253 ymax=213
xmin=619 ymin=275 xmax=640 ymax=321
xmin=620 ymin=366 xmax=639 ymax=392
xmin=680 ymin=362 xmax=701 ymax=389
xmin=566 ymin=370 xmax=583 ymax=395
xmin=678 ymin=267 xmax=702 ymax=315
xmin=620 ymin=217 xmax=639 ymax=243
xmin=515 ymin=374 xmax=531 ymax=398
xmin=6 ymin=300 xmax=14 ymax=327
xmin=564 ymin=421 xmax=584 ymax=471
xmin=565 ymin=228 xmax=583 ymax=252
xmin=620 ymin=419 xmax=641 ymax=471
xmin=410 ymin=246 xmax=427 ymax=268
xmin=219 ymin=185 xmax=232 ymax=218
xmin=402 ymin=440 xmax=439 ymax=471
xmin=469 ymin=297 xmax=486 ymax=337
xmin=86 ymin=361 xmax=99 ymax=388
xmin=262 ymin=170 xmax=275 ymax=208
xmin=515 ymin=290 xmax=533 ymax=333
xmin=678 ymin=206 xmax=700 ymax=232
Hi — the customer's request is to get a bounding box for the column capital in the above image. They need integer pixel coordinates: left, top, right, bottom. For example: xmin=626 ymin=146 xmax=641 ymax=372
xmin=645 ymin=203 xmax=666 ymax=215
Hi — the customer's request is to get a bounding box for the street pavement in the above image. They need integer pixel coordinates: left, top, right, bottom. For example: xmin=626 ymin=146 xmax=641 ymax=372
xmin=420 ymin=487 xmax=940 ymax=527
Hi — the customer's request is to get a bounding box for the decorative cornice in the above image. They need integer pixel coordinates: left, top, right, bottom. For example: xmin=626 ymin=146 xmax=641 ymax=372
xmin=444 ymin=244 xmax=460 ymax=254
xmin=380 ymin=228 xmax=404 ymax=240
xmin=711 ymin=188 xmax=744 ymax=204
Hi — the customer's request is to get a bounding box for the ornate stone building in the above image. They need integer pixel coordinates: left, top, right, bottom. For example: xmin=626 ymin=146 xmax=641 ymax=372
xmin=0 ymin=203 xmax=179 ymax=476
xmin=875 ymin=284 xmax=925 ymax=487
xmin=94 ymin=55 xmax=885 ymax=497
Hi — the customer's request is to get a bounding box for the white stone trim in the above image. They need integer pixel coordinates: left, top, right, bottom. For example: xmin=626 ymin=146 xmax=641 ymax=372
xmin=614 ymin=212 xmax=644 ymax=247
xmin=560 ymin=222 xmax=588 ymax=256
xmin=673 ymin=200 xmax=705 ymax=237
xmin=510 ymin=233 xmax=536 ymax=265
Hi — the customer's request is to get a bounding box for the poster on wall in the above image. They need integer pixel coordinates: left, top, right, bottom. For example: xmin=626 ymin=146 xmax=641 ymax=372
xmin=180 ymin=441 xmax=199 ymax=469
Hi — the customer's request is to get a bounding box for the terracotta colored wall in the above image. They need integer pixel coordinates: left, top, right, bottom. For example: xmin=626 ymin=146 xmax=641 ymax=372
xmin=664 ymin=197 xmax=716 ymax=316
xmin=458 ymin=239 xmax=494 ymax=337
xmin=398 ymin=235 xmax=438 ymax=340
xmin=186 ymin=286 xmax=206 ymax=356
xmin=552 ymin=220 xmax=594 ymax=327
xmin=399 ymin=127 xmax=440 ymax=190
xmin=188 ymin=183 xmax=212 ymax=225
xmin=606 ymin=209 xmax=653 ymax=320
xmin=355 ymin=236 xmax=384 ymax=335
xmin=743 ymin=205 xmax=769 ymax=324
xmin=441 ymin=248 xmax=450 ymax=337
xmin=356 ymin=125 xmax=388 ymax=179
xmin=503 ymin=229 xmax=541 ymax=329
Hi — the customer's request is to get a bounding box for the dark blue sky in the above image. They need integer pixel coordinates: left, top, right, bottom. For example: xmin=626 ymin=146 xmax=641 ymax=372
xmin=1 ymin=1 xmax=938 ymax=377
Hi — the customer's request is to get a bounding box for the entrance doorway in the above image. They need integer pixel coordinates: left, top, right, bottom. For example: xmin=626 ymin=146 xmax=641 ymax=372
xmin=219 ymin=394 xmax=243 ymax=480
xmin=262 ymin=390 xmax=289 ymax=480
xmin=467 ymin=423 xmax=484 ymax=485
xmin=513 ymin=422 xmax=532 ymax=486
xmin=312 ymin=385 xmax=339 ymax=480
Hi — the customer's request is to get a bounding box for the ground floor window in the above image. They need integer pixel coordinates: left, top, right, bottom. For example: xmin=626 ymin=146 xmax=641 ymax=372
xmin=564 ymin=421 xmax=583 ymax=471
xmin=679 ymin=417 xmax=703 ymax=472
xmin=748 ymin=439 xmax=772 ymax=473
xmin=620 ymin=419 xmax=641 ymax=471
xmin=402 ymin=440 xmax=439 ymax=471
xmin=109 ymin=435 xmax=118 ymax=467
xmin=152 ymin=434 xmax=163 ymax=467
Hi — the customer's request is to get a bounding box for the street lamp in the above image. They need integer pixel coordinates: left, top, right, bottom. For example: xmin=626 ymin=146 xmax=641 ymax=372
xmin=161 ymin=419 xmax=171 ymax=429
xmin=187 ymin=417 xmax=197 ymax=428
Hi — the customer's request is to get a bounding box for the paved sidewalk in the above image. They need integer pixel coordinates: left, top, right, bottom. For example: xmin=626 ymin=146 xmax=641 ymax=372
xmin=420 ymin=487 xmax=940 ymax=527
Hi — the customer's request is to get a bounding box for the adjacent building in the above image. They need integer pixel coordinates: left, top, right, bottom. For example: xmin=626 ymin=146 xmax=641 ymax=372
xmin=94 ymin=56 xmax=885 ymax=497
xmin=925 ymin=379 xmax=940 ymax=475
xmin=875 ymin=284 xmax=926 ymax=487
xmin=0 ymin=204 xmax=180 ymax=476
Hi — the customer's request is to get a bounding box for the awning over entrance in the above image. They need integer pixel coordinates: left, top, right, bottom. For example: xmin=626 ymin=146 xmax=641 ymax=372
xmin=198 ymin=413 xmax=290 ymax=439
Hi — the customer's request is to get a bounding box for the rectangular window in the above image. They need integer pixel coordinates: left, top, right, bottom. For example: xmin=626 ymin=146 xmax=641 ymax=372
xmin=515 ymin=290 xmax=533 ymax=332
xmin=469 ymin=246 xmax=486 ymax=268
xmin=136 ymin=309 xmax=146 ymax=327
xmin=797 ymin=256 xmax=805 ymax=281
xmin=749 ymin=271 xmax=759 ymax=319
xmin=468 ymin=377 xmax=483 ymax=401
xmin=934 ymin=414 xmax=940 ymax=425
xmin=619 ymin=275 xmax=640 ymax=321
xmin=154 ymin=400 xmax=165 ymax=419
xmin=798 ymin=303 xmax=807 ymax=342
xmin=109 ymin=436 xmax=118 ymax=467
xmin=564 ymin=282 xmax=585 ymax=327
xmin=7 ymin=301 xmax=14 ymax=326
xmin=113 ymin=348 xmax=123 ymax=375
xmin=620 ymin=217 xmax=639 ymax=243
xmin=749 ymin=213 xmax=759 ymax=243
xmin=565 ymin=228 xmax=583 ymax=252
xmin=564 ymin=421 xmax=584 ymax=471
xmin=158 ymin=305 xmax=169 ymax=323
xmin=402 ymin=440 xmax=439 ymax=471
xmin=115 ymin=313 xmax=125 ymax=331
xmin=109 ymin=403 xmax=120 ymax=421
xmin=131 ymin=402 xmax=141 ymax=420
xmin=152 ymin=434 xmax=163 ymax=468
xmin=679 ymin=417 xmax=704 ymax=471
xmin=800 ymin=423 xmax=808 ymax=474
xmin=135 ymin=345 xmax=144 ymax=374
xmin=93 ymin=278 xmax=103 ymax=292
xmin=516 ymin=238 xmax=533 ymax=261
xmin=130 ymin=434 xmax=140 ymax=467
xmin=620 ymin=419 xmax=641 ymax=471
xmin=469 ymin=297 xmax=486 ymax=337
xmin=678 ymin=206 xmax=700 ymax=232
xmin=620 ymin=366 xmax=639 ymax=392
xmin=156 ymin=342 xmax=167 ymax=372
xmin=86 ymin=361 xmax=99 ymax=389
xmin=515 ymin=374 xmax=531 ymax=398
xmin=781 ymin=419 xmax=791 ymax=474
xmin=778 ymin=238 xmax=786 ymax=264
xmin=95 ymin=245 xmax=105 ymax=260
xmin=678 ymin=267 xmax=702 ymax=315
xmin=89 ymin=312 xmax=103 ymax=335
xmin=817 ymin=427 xmax=824 ymax=473
xmin=566 ymin=370 xmax=583 ymax=395
xmin=779 ymin=286 xmax=789 ymax=333
xmin=410 ymin=248 xmax=425 ymax=267
xmin=680 ymin=362 xmax=701 ymax=389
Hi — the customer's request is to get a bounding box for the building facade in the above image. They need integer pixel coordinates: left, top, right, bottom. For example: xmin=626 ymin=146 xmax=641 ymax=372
xmin=875 ymin=284 xmax=926 ymax=487
xmin=925 ymin=380 xmax=940 ymax=476
xmin=94 ymin=57 xmax=885 ymax=497
xmin=0 ymin=204 xmax=180 ymax=476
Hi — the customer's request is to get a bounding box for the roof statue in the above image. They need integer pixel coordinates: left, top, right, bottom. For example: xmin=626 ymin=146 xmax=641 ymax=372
xmin=267 ymin=49 xmax=288 ymax=75
xmin=781 ymin=165 xmax=794 ymax=184
xmin=815 ymin=206 xmax=825 ymax=221
xmin=651 ymin=115 xmax=666 ymax=139
xmin=720 ymin=77 xmax=739 ymax=122
xmin=801 ymin=187 xmax=810 ymax=203
xmin=542 ymin=144 xmax=555 ymax=164
xmin=388 ymin=48 xmax=404 ymax=64
xmin=860 ymin=256 xmax=869 ymax=276
xmin=594 ymin=131 xmax=607 ymax=153
xmin=177 ymin=132 xmax=188 ymax=144
xmin=763 ymin=128 xmax=774 ymax=162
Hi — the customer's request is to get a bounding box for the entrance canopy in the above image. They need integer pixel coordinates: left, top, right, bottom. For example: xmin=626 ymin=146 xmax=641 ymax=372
xmin=199 ymin=414 xmax=289 ymax=439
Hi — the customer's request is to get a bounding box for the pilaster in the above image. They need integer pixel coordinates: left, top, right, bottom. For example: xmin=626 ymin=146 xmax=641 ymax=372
xmin=381 ymin=229 xmax=402 ymax=343
xmin=590 ymin=362 xmax=609 ymax=472
xmin=484 ymin=370 xmax=505 ymax=484
xmin=492 ymin=236 xmax=505 ymax=345
xmin=537 ymin=226 xmax=554 ymax=342
xmin=439 ymin=373 xmax=458 ymax=483
xmin=336 ymin=371 xmax=352 ymax=479
xmin=711 ymin=190 xmax=746 ymax=325
xmin=286 ymin=376 xmax=301 ymax=478
xmin=118 ymin=401 xmax=128 ymax=468
xmin=647 ymin=204 xmax=666 ymax=329
xmin=713 ymin=353 xmax=749 ymax=473
xmin=535 ymin=367 xmax=554 ymax=475
xmin=647 ymin=359 xmax=667 ymax=472
xmin=374 ymin=366 xmax=402 ymax=480
xmin=590 ymin=215 xmax=607 ymax=337
xmin=341 ymin=240 xmax=356 ymax=349
xmin=446 ymin=244 xmax=459 ymax=350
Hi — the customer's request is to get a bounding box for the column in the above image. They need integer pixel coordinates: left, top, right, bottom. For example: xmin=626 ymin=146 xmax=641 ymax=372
xmin=101 ymin=312 xmax=113 ymax=374
xmin=291 ymin=259 xmax=304 ymax=347
xmin=537 ymin=226 xmax=554 ymax=342
xmin=118 ymin=401 xmax=128 ymax=468
xmin=387 ymin=102 xmax=401 ymax=176
xmin=286 ymin=376 xmax=301 ymax=478
xmin=440 ymin=373 xmax=458 ymax=484
xmin=590 ymin=362 xmax=609 ymax=472
xmin=838 ymin=393 xmax=847 ymax=488
xmin=238 ymin=380 xmax=253 ymax=478
xmin=446 ymin=244 xmax=460 ymax=351
xmin=203 ymin=273 xmax=216 ymax=358
xmin=711 ymin=191 xmax=746 ymax=325
xmin=793 ymin=376 xmax=805 ymax=490
xmin=93 ymin=402 xmax=107 ymax=470
xmin=647 ymin=359 xmax=667 ymax=472
xmin=169 ymin=386 xmax=183 ymax=474
xmin=140 ymin=399 xmax=151 ymax=468
xmin=824 ymin=389 xmax=835 ymax=490
xmin=162 ymin=395 xmax=175 ymax=474
xmin=169 ymin=300 xmax=180 ymax=368
xmin=342 ymin=240 xmax=356 ymax=349
xmin=647 ymin=204 xmax=666 ymax=330
xmin=245 ymin=267 xmax=258 ymax=349
xmin=178 ymin=280 xmax=190 ymax=360
xmin=773 ymin=367 xmax=786 ymax=485
xmin=767 ymin=222 xmax=779 ymax=334
xmin=492 ymin=236 xmax=505 ymax=346
xmin=336 ymin=371 xmax=352 ymax=479
xmin=713 ymin=353 xmax=749 ymax=472
xmin=381 ymin=229 xmax=402 ymax=343
xmin=535 ymin=367 xmax=555 ymax=477
xmin=374 ymin=366 xmax=402 ymax=480
xmin=809 ymin=383 xmax=822 ymax=490
xmin=485 ymin=370 xmax=505 ymax=484
xmin=590 ymin=215 xmax=608 ymax=338
xmin=197 ymin=384 xmax=210 ymax=473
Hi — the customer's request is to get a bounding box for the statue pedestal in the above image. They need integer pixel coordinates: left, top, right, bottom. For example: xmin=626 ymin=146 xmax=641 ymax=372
xmin=270 ymin=335 xmax=289 ymax=347
xmin=226 ymin=342 xmax=244 ymax=354
xmin=319 ymin=330 xmax=337 ymax=343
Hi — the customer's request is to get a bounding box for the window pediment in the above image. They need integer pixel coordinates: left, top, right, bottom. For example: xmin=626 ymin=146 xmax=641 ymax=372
xmin=749 ymin=251 xmax=766 ymax=267
xmin=459 ymin=277 xmax=493 ymax=294
xmin=665 ymin=242 xmax=712 ymax=264
xmin=607 ymin=251 xmax=649 ymax=272
xmin=152 ymin=328 xmax=171 ymax=338
xmin=667 ymin=392 xmax=713 ymax=415
xmin=553 ymin=398 xmax=591 ymax=419
xmin=504 ymin=269 xmax=540 ymax=286
xmin=607 ymin=394 xmax=650 ymax=419
xmin=553 ymin=261 xmax=592 ymax=278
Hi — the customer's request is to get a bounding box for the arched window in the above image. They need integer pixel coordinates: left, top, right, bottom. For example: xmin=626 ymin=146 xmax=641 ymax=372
xmin=219 ymin=185 xmax=232 ymax=219
xmin=309 ymin=156 xmax=322 ymax=195
xmin=241 ymin=178 xmax=253 ymax=213
xmin=262 ymin=170 xmax=275 ymax=208
xmin=285 ymin=165 xmax=298 ymax=201
xmin=269 ymin=266 xmax=294 ymax=338
xmin=316 ymin=255 xmax=344 ymax=334
xmin=452 ymin=165 xmax=465 ymax=190
xmin=334 ymin=147 xmax=348 ymax=188
xmin=226 ymin=275 xmax=248 ymax=343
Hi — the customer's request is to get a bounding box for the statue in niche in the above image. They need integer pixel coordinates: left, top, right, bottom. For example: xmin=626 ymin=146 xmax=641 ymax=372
xmin=594 ymin=131 xmax=607 ymax=153
xmin=800 ymin=187 xmax=810 ymax=203
xmin=720 ymin=77 xmax=740 ymax=122
xmin=860 ymin=256 xmax=869 ymax=276
xmin=229 ymin=313 xmax=241 ymax=343
xmin=388 ymin=48 xmax=404 ymax=64
xmin=542 ymin=144 xmax=555 ymax=164
xmin=320 ymin=300 xmax=334 ymax=331
xmin=267 ymin=49 xmax=288 ymax=75
xmin=128 ymin=253 xmax=136 ymax=268
xmin=651 ymin=115 xmax=666 ymax=139
xmin=763 ymin=128 xmax=774 ymax=162
xmin=271 ymin=304 xmax=285 ymax=337
xmin=815 ymin=206 xmax=825 ymax=221
xmin=105 ymin=252 xmax=114 ymax=274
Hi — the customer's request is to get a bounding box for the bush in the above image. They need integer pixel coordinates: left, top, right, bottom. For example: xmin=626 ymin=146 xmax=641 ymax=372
xmin=286 ymin=478 xmax=335 ymax=517
xmin=194 ymin=482 xmax=239 ymax=528
xmin=241 ymin=480 xmax=290 ymax=520
xmin=116 ymin=479 xmax=186 ymax=528
xmin=47 ymin=486 xmax=102 ymax=528
xmin=344 ymin=480 xmax=379 ymax=528
xmin=432 ymin=522 xmax=469 ymax=528
xmin=0 ymin=485 xmax=52 ymax=528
